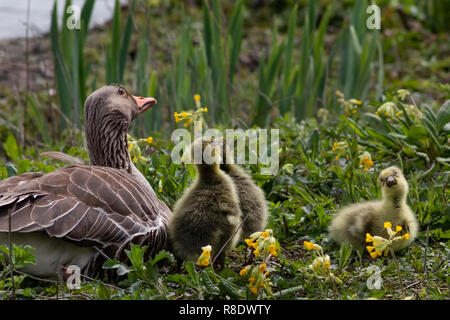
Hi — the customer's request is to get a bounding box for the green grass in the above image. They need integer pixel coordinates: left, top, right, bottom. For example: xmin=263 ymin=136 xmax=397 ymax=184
xmin=0 ymin=92 xmax=448 ymax=300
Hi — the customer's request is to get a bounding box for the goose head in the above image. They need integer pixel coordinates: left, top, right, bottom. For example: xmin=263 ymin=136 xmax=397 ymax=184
xmin=378 ymin=166 xmax=408 ymax=205
xmin=84 ymin=84 xmax=157 ymax=173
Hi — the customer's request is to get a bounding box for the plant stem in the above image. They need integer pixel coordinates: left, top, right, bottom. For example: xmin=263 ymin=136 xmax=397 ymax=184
xmin=390 ymin=248 xmax=405 ymax=299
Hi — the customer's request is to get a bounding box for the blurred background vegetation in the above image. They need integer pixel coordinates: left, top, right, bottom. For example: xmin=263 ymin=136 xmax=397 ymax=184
xmin=0 ymin=0 xmax=448 ymax=145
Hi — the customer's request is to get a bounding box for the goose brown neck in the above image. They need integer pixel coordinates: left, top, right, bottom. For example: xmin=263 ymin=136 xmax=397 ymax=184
xmin=85 ymin=111 xmax=131 ymax=173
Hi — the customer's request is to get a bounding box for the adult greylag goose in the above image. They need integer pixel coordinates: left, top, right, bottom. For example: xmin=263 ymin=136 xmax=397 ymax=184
xmin=0 ymin=85 xmax=172 ymax=278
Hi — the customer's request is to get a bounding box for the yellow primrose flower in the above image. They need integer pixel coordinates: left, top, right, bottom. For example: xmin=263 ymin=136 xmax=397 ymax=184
xmin=197 ymin=245 xmax=212 ymax=267
xmin=253 ymin=249 xmax=260 ymax=256
xmin=259 ymin=263 xmax=267 ymax=273
xmin=181 ymin=111 xmax=190 ymax=118
xmin=304 ymin=241 xmax=321 ymax=251
xmin=396 ymin=89 xmax=410 ymax=100
xmin=158 ymin=188 xmax=163 ymax=193
xmin=269 ymin=244 xmax=277 ymax=256
xmin=372 ymin=236 xmax=391 ymax=254
xmin=384 ymin=221 xmax=392 ymax=229
xmin=132 ymin=156 xmax=138 ymax=163
xmin=203 ymin=107 xmax=208 ymax=112
xmin=146 ymin=136 xmax=153 ymax=144
xmin=240 ymin=269 xmax=247 ymax=276
xmin=245 ymin=239 xmax=254 ymax=247
xmin=396 ymin=225 xmax=402 ymax=233
xmin=248 ymin=277 xmax=256 ymax=284
xmin=402 ymin=233 xmax=409 ymax=240
xmin=261 ymin=231 xmax=269 ymax=238
xmin=128 ymin=144 xmax=133 ymax=151
xmin=370 ymin=251 xmax=379 ymax=259
xmin=366 ymin=233 xmax=374 ymax=243
xmin=194 ymin=94 xmax=201 ymax=102
xmin=304 ymin=241 xmax=315 ymax=251
xmin=250 ymin=287 xmax=258 ymax=295
xmin=366 ymin=246 xmax=375 ymax=253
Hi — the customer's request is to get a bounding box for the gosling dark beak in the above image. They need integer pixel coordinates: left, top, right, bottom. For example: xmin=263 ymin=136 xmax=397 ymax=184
xmin=385 ymin=175 xmax=397 ymax=188
xmin=133 ymin=95 xmax=157 ymax=114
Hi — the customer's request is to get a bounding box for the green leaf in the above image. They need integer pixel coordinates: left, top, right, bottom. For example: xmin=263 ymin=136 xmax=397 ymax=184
xmin=436 ymin=100 xmax=450 ymax=133
xmin=407 ymin=125 xmax=429 ymax=140
xmin=217 ymin=275 xmax=245 ymax=299
xmin=96 ymin=282 xmax=112 ymax=300
xmin=150 ymin=250 xmax=174 ymax=267
xmin=124 ymin=244 xmax=147 ymax=272
xmin=4 ymin=134 xmax=20 ymax=163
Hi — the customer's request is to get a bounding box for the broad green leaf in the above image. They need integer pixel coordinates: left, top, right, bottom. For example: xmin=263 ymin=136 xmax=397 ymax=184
xmin=4 ymin=134 xmax=20 ymax=163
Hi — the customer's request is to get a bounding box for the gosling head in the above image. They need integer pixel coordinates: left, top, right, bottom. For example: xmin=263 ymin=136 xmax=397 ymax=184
xmin=378 ymin=166 xmax=408 ymax=205
xmin=190 ymin=137 xmax=223 ymax=173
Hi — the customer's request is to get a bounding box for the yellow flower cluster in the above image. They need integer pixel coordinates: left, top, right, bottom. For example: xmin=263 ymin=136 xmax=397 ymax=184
xmin=366 ymin=221 xmax=410 ymax=259
xmin=240 ymin=229 xmax=278 ymax=296
xmin=197 ymin=245 xmax=212 ymax=267
xmin=239 ymin=262 xmax=271 ymax=295
xmin=127 ymin=135 xmax=153 ymax=165
xmin=359 ymin=151 xmax=374 ymax=171
xmin=375 ymin=94 xmax=423 ymax=122
xmin=375 ymin=102 xmax=396 ymax=120
xmin=174 ymin=94 xmax=208 ymax=128
xmin=335 ymin=90 xmax=362 ymax=116
xmin=331 ymin=141 xmax=348 ymax=160
xmin=303 ymin=241 xmax=342 ymax=285
xmin=245 ymin=229 xmax=278 ymax=257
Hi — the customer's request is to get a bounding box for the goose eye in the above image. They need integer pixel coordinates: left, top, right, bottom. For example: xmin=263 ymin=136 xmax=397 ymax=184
xmin=117 ymin=88 xmax=125 ymax=95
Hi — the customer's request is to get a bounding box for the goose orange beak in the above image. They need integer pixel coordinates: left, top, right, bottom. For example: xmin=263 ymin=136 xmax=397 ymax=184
xmin=133 ymin=95 xmax=157 ymax=113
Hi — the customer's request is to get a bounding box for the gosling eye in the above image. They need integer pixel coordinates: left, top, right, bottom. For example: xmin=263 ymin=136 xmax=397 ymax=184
xmin=393 ymin=171 xmax=398 ymax=176
xmin=117 ymin=87 xmax=125 ymax=95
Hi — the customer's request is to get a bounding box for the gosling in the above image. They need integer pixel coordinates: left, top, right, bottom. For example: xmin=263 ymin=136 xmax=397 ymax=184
xmin=168 ymin=137 xmax=242 ymax=267
xmin=329 ymin=166 xmax=418 ymax=252
xmin=217 ymin=138 xmax=268 ymax=240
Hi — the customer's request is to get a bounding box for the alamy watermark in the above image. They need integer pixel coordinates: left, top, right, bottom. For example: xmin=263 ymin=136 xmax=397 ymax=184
xmin=366 ymin=4 xmax=381 ymax=30
xmin=66 ymin=264 xmax=81 ymax=290
xmin=171 ymin=121 xmax=279 ymax=176
xmin=66 ymin=5 xmax=81 ymax=30
xmin=365 ymin=265 xmax=383 ymax=290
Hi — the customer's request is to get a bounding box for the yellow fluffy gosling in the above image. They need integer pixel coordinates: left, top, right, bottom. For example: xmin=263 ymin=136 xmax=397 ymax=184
xmin=329 ymin=166 xmax=418 ymax=251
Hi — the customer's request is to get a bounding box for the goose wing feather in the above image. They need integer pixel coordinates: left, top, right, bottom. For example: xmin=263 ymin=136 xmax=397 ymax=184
xmin=0 ymin=165 xmax=170 ymax=257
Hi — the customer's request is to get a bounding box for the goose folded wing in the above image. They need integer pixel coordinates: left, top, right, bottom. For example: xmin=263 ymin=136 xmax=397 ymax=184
xmin=0 ymin=165 xmax=170 ymax=255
